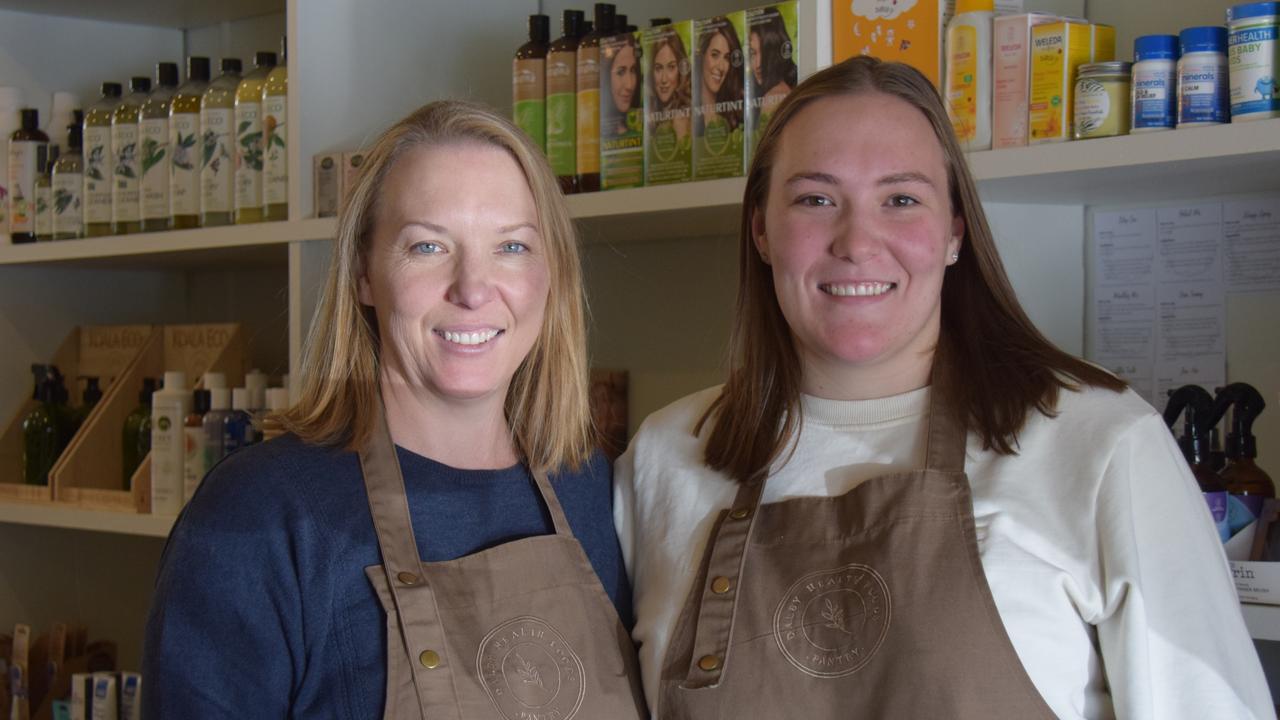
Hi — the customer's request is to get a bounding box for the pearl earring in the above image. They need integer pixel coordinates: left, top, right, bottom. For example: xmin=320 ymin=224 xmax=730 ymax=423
xmin=951 ymin=252 xmax=959 ymax=262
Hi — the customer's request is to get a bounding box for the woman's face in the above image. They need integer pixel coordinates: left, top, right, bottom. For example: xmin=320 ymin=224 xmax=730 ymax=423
xmin=750 ymin=31 xmax=763 ymax=85
xmin=654 ymin=44 xmax=679 ymax=105
xmin=611 ymin=45 xmax=638 ymax=113
xmin=358 ymin=142 xmax=550 ymax=407
xmin=702 ymin=32 xmax=730 ymax=94
xmin=754 ymin=92 xmax=963 ymax=396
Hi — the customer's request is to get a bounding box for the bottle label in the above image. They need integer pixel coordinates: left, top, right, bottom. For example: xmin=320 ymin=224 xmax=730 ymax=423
xmin=112 ymin=123 xmax=141 ymax=223
xmin=35 ymin=183 xmax=52 ymax=237
xmin=1228 ymin=22 xmax=1280 ymax=118
xmin=513 ymin=58 xmax=547 ymax=151
xmin=7 ymin=141 xmax=40 ymax=233
xmin=170 ymin=112 xmax=201 ymax=216
xmin=83 ymin=126 xmax=113 ymax=223
xmin=183 ymin=425 xmax=206 ymax=502
xmin=52 ymin=170 xmax=83 ymax=236
xmin=576 ymin=47 xmax=601 ymax=176
xmin=263 ymin=95 xmax=287 ymax=206
xmin=200 ymin=108 xmax=234 ymax=213
xmin=234 ymin=102 xmax=264 ymax=211
xmin=547 ymin=50 xmax=577 ymax=177
xmin=1073 ymin=78 xmax=1112 ymax=137
xmin=1132 ymin=62 xmax=1177 ymax=130
xmin=946 ymin=24 xmax=979 ymax=143
xmin=140 ymin=117 xmax=170 ymax=221
xmin=1178 ymin=54 xmax=1229 ymax=124
xmin=151 ymin=408 xmax=184 ymax=513
xmin=1204 ymin=490 xmax=1230 ymax=543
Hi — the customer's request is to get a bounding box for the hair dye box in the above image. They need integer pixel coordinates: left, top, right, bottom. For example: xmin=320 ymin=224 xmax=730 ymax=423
xmin=600 ymin=31 xmax=644 ymax=190
xmin=1028 ymin=20 xmax=1092 ymax=144
xmin=746 ymin=2 xmax=799 ymax=158
xmin=643 ymin=21 xmax=695 ymax=185
xmin=693 ymin=11 xmax=749 ymax=180
xmin=834 ymin=0 xmax=953 ymax=87
xmin=993 ymin=13 xmax=1062 ymax=148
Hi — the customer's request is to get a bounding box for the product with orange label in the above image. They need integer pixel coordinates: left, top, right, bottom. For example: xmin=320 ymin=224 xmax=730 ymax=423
xmin=945 ymin=0 xmax=994 ymax=150
xmin=992 ymin=13 xmax=1060 ymax=147
xmin=1028 ymin=20 xmax=1092 ymax=143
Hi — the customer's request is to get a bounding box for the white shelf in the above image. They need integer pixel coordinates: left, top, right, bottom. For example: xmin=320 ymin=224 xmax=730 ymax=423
xmin=0 ymin=0 xmax=282 ymax=29
xmin=0 ymin=500 xmax=173 ymax=537
xmin=1244 ymin=603 xmax=1280 ymax=643
xmin=0 ymin=218 xmax=334 ymax=269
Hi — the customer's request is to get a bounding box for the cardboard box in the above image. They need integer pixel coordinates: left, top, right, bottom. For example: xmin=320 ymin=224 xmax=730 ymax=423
xmin=993 ymin=13 xmax=1061 ymax=148
xmin=834 ymin=0 xmax=953 ymax=87
xmin=746 ymin=2 xmax=799 ymax=158
xmin=600 ymin=31 xmax=644 ymax=190
xmin=644 ymin=20 xmax=695 ymax=185
xmin=0 ymin=326 xmax=154 ymax=504
xmin=313 ymin=153 xmax=342 ymax=218
xmin=1028 ymin=20 xmax=1092 ymax=144
xmin=693 ymin=12 xmax=749 ymax=180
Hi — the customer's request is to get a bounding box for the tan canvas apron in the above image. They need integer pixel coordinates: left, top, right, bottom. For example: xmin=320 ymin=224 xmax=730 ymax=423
xmin=359 ymin=408 xmax=647 ymax=719
xmin=658 ymin=382 xmax=1059 ymax=718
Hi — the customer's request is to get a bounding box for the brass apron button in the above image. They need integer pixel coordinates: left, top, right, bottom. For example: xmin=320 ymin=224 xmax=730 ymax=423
xmin=710 ymin=576 xmax=731 ymax=594
xmin=729 ymin=508 xmax=750 ymax=520
xmin=697 ymin=655 xmax=721 ymax=672
xmin=397 ymin=571 xmax=420 ymax=586
xmin=419 ymin=650 xmax=441 ymax=669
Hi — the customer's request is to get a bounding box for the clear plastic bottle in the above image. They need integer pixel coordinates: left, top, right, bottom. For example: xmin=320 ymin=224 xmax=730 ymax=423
xmin=111 ymin=76 xmax=151 ymax=235
xmin=234 ymin=51 xmax=277 ymax=224
xmin=202 ymin=387 xmax=232 ymax=471
xmin=183 ymin=388 xmax=211 ymax=502
xmin=200 ymin=58 xmax=242 ymax=227
xmin=223 ymin=387 xmax=255 ymax=455
xmin=51 ymin=116 xmax=84 ymax=240
xmin=9 ymin=108 xmax=49 ymax=244
xmin=34 ymin=144 xmax=59 ymax=241
xmin=170 ymin=57 xmax=211 ymax=230
xmin=83 ymin=82 xmax=122 ymax=237
xmin=0 ymin=85 xmax=24 ymax=238
xmin=150 ymin=370 xmax=191 ymax=514
xmin=263 ymin=37 xmax=289 ymax=222
xmin=140 ymin=62 xmax=180 ymax=232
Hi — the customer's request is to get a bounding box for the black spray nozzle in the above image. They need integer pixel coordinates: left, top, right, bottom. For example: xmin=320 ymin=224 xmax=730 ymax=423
xmin=1164 ymin=385 xmax=1216 ymax=463
xmin=1214 ymin=383 xmax=1266 ymax=459
xmin=80 ymin=376 xmax=103 ymax=406
xmin=139 ymin=377 xmax=158 ymax=406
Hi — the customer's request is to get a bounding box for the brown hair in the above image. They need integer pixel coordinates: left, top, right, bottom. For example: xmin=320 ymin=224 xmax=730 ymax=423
xmin=283 ymin=100 xmax=595 ymax=475
xmin=699 ymin=56 xmax=1124 ymax=483
xmin=696 ymin=17 xmax=745 ymax=132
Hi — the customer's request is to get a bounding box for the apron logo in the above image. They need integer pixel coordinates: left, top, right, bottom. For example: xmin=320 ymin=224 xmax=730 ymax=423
xmin=772 ymin=563 xmax=891 ymax=678
xmin=477 ymin=615 xmax=586 ymax=720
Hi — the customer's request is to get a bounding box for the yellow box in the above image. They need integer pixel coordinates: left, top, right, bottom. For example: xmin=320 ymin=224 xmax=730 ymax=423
xmin=1090 ymin=23 xmax=1115 ymax=61
xmin=1029 ymin=21 xmax=1092 ymax=144
xmin=833 ymin=0 xmax=950 ymax=87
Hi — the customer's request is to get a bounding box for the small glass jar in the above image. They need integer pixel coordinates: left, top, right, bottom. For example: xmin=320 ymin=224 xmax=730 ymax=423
xmin=1074 ymin=61 xmax=1133 ymax=139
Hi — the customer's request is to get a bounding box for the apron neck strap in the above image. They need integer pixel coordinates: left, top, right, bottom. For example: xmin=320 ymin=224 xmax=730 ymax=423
xmin=359 ymin=398 xmax=428 ymax=579
xmin=530 ymin=469 xmax=574 ymax=537
xmin=924 ymin=362 xmax=968 ymax=474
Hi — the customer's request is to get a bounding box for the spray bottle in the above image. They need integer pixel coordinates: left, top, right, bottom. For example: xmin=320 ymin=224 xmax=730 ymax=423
xmin=1215 ymin=383 xmax=1274 ymax=522
xmin=22 ymin=365 xmax=68 ymax=485
xmin=1164 ymin=385 xmax=1231 ymax=541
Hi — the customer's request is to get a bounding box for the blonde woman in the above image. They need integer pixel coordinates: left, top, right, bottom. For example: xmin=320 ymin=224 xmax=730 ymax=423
xmin=144 ymin=101 xmax=645 ymax=718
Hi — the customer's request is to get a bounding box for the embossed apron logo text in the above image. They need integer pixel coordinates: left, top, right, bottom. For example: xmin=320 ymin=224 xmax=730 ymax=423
xmin=772 ymin=564 xmax=891 ymax=678
xmin=477 ymin=616 xmax=586 ymax=720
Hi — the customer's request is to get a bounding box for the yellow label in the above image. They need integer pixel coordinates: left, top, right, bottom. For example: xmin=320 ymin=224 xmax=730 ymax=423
xmin=1029 ymin=22 xmax=1091 ymax=142
xmin=947 ymin=24 xmax=979 ymax=142
xmin=576 ymin=46 xmax=601 ymax=175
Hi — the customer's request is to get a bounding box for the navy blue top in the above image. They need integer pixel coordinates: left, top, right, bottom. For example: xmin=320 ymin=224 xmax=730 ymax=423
xmin=142 ymin=434 xmax=630 ymax=719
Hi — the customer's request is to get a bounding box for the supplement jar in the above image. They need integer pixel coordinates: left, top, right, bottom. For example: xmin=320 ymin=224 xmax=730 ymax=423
xmin=1178 ymin=26 xmax=1230 ymax=126
xmin=1075 ymin=61 xmax=1133 ymax=139
xmin=1227 ymin=2 xmax=1280 ymax=121
xmin=1132 ymin=35 xmax=1179 ymax=131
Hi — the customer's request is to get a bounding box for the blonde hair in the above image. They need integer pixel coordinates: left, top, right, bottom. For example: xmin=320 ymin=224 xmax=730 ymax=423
xmin=283 ymin=100 xmax=595 ymax=475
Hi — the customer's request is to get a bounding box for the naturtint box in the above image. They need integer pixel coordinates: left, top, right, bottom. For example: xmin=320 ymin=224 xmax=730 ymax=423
xmin=693 ymin=11 xmax=749 ymax=180
xmin=746 ymin=2 xmax=799 ymax=158
xmin=644 ymin=20 xmax=694 ymax=185
xmin=600 ymin=30 xmax=644 ymax=190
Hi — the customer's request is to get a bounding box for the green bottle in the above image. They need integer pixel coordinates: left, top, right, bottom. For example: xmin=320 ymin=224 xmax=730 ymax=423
xmin=22 ymin=365 xmax=66 ymax=485
xmin=122 ymin=377 xmax=157 ymax=489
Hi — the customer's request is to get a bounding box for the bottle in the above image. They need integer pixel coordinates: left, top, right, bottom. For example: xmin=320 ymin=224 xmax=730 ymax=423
xmin=9 ymin=108 xmax=49 ymax=244
xmin=22 ymin=365 xmax=65 ymax=485
xmin=122 ymin=377 xmax=156 ymax=488
xmin=48 ymin=91 xmax=80 ymax=151
xmin=0 ymin=86 xmax=23 ymax=238
xmin=73 ymin=376 xmax=102 ymax=431
xmin=577 ymin=3 xmax=615 ymax=193
xmin=111 ymin=77 xmax=151 ymax=235
xmin=263 ymin=37 xmax=289 ymax=222
xmin=140 ymin=62 xmax=180 ymax=233
xmin=1163 ymin=385 xmax=1231 ymax=541
xmin=201 ymin=58 xmax=242 ymax=227
xmin=83 ymin=82 xmax=122 ymax=237
xmin=223 ymin=387 xmax=255 ymax=456
xmin=51 ymin=118 xmax=84 ymax=240
xmin=514 ymin=14 xmax=551 ymax=152
xmin=183 ymin=388 xmax=211 ymax=502
xmin=1216 ymin=383 xmax=1275 ymax=521
xmin=234 ymin=51 xmax=277 ymax=225
xmin=548 ymin=10 xmax=585 ymax=193
xmin=650 ymin=17 xmax=672 ymax=27
xmin=1177 ymin=26 xmax=1230 ymax=127
xmin=1131 ymin=35 xmax=1180 ymax=133
xmin=944 ymin=0 xmax=994 ymax=152
xmin=203 ymin=387 xmax=232 ymax=471
xmin=150 ymin=370 xmax=191 ymax=514
xmin=170 ymin=57 xmax=211 ymax=230
xmin=34 ymin=144 xmax=58 ymax=241
xmin=261 ymin=387 xmax=290 ymax=442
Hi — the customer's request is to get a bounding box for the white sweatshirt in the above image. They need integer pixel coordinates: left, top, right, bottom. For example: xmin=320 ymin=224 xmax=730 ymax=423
xmin=614 ymin=384 xmax=1274 ymax=719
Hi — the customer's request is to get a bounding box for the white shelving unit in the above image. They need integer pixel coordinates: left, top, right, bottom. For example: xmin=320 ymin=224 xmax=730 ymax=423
xmin=0 ymin=502 xmax=173 ymax=537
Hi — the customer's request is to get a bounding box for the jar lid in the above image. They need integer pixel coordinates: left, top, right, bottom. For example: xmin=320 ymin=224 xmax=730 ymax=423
xmin=1134 ymin=34 xmax=1180 ymax=61
xmin=1079 ymin=61 xmax=1132 ymax=78
xmin=1228 ymin=2 xmax=1280 ymax=22
xmin=1179 ymin=26 xmax=1227 ymax=54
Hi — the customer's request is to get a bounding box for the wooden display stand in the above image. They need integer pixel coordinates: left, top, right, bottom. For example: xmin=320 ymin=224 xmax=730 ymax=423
xmin=50 ymin=323 xmax=244 ymax=514
xmin=0 ymin=326 xmax=153 ymax=503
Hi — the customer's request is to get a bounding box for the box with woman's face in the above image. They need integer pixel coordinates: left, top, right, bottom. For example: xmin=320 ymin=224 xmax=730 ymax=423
xmin=746 ymin=2 xmax=798 ymax=159
xmin=643 ymin=20 xmax=694 ymax=186
xmin=600 ymin=30 xmax=644 ymax=190
xmin=693 ymin=11 xmax=748 ymax=180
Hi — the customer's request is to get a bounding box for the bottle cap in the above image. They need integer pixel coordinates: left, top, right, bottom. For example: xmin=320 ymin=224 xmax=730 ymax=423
xmin=163 ymin=371 xmax=187 ymax=392
xmin=1228 ymin=2 xmax=1280 ymax=23
xmin=140 ymin=377 xmax=158 ymax=405
xmin=156 ymin=62 xmax=180 ymax=87
xmin=209 ymin=387 xmax=231 ymax=411
xmin=594 ymin=2 xmax=617 ymax=30
xmin=650 ymin=17 xmax=672 ymax=27
xmin=102 ymin=82 xmax=123 ymax=98
xmin=255 ymin=51 xmax=278 ymax=68
xmin=1078 ymin=61 xmax=1132 ymax=78
xmin=614 ymin=14 xmax=628 ymax=33
xmin=562 ymin=9 xmax=585 ymax=38
xmin=221 ymin=58 xmax=243 ymax=74
xmin=66 ymin=123 xmax=82 ymax=150
xmin=1134 ymin=34 xmax=1180 ymax=61
xmin=245 ymin=369 xmax=269 ymax=410
xmin=529 ymin=14 xmax=550 ymax=43
xmin=1179 ymin=26 xmax=1227 ymax=54
xmin=187 ymin=56 xmax=212 ymax=83
xmin=956 ymin=0 xmax=994 ymax=13
xmin=41 ymin=144 xmax=60 ymax=172
xmin=19 ymin=108 xmax=39 ymax=130
xmin=192 ymin=388 xmax=212 ymax=415
xmin=202 ymin=372 xmax=227 ymax=389
xmin=82 ymin=376 xmax=102 ymax=405
xmin=266 ymin=387 xmax=290 ymax=411
xmin=130 ymin=76 xmax=152 ymax=93
xmin=232 ymin=387 xmax=251 ymax=411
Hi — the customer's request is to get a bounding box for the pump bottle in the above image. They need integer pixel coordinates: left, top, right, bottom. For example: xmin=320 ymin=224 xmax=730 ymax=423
xmin=1215 ymin=383 xmax=1275 ymax=520
xmin=1164 ymin=385 xmax=1231 ymax=541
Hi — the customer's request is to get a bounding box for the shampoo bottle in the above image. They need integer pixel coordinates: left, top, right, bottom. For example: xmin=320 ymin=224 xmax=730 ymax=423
xmin=34 ymin=144 xmax=58 ymax=241
xmin=223 ymin=387 xmax=255 ymax=455
xmin=203 ymin=387 xmax=232 ymax=470
xmin=1216 ymin=383 xmax=1275 ymax=520
xmin=170 ymin=57 xmax=211 ymax=230
xmin=261 ymin=387 xmax=290 ymax=442
xmin=122 ymin=377 xmax=156 ymax=488
xmin=1164 ymin=385 xmax=1231 ymax=541
xmin=0 ymin=86 xmax=22 ymax=238
xmin=140 ymin=62 xmax=180 ymax=232
xmin=83 ymin=82 xmax=122 ymax=237
xmin=74 ymin=376 xmax=102 ymax=431
xmin=183 ymin=388 xmax=211 ymax=502
xmin=945 ymin=0 xmax=994 ymax=151
xmin=150 ymin=371 xmax=191 ymax=514
xmin=234 ymin=51 xmax=277 ymax=225
xmin=52 ymin=116 xmax=84 ymax=240
xmin=576 ymin=3 xmax=616 ymax=193
xmin=111 ymin=77 xmax=151 ymax=235
xmin=200 ymin=58 xmax=243 ymax=227
xmin=263 ymin=37 xmax=288 ymax=222
xmin=548 ymin=10 xmax=585 ymax=193
xmin=9 ymin=108 xmax=49 ymax=244
xmin=514 ymin=14 xmax=551 ymax=152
